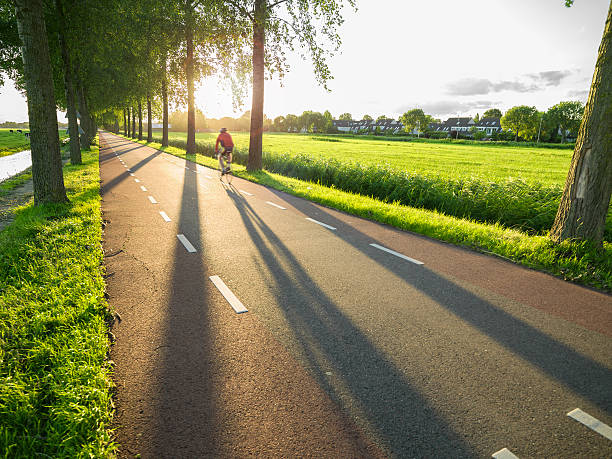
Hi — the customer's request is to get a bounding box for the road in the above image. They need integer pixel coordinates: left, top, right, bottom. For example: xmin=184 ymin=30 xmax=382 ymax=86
xmin=100 ymin=132 xmax=612 ymax=458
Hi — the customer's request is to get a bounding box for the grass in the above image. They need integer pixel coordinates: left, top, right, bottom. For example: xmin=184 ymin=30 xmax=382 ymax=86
xmin=0 ymin=129 xmax=31 ymax=157
xmin=124 ymin=135 xmax=612 ymax=292
xmin=153 ymin=131 xmax=573 ymax=186
xmin=0 ymin=128 xmax=69 ymax=158
xmin=0 ymin=169 xmax=33 ymax=197
xmin=0 ymin=145 xmax=117 ymax=457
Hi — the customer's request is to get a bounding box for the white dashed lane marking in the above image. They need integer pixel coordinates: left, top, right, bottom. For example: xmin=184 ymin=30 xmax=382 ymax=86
xmin=567 ymin=408 xmax=612 ymax=441
xmin=177 ymin=234 xmax=196 ymax=253
xmin=266 ymin=201 xmax=286 ymax=210
xmin=239 ymin=190 xmax=253 ymax=196
xmin=159 ymin=211 xmax=171 ymax=222
xmin=492 ymin=448 xmax=519 ymax=459
xmin=148 ymin=196 xmax=158 ymax=204
xmin=134 ymin=179 xmax=140 ymax=183
xmin=306 ymin=217 xmax=336 ymax=231
xmin=209 ymin=276 xmax=248 ymax=314
xmin=140 ymin=186 xmax=147 ymax=192
xmin=370 ymin=243 xmax=424 ymax=265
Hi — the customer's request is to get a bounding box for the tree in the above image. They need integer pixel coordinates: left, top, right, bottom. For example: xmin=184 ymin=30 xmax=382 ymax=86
xmin=400 ymin=108 xmax=427 ymax=134
xmin=362 ymin=114 xmax=372 ymax=121
xmin=376 ymin=115 xmax=388 ymax=122
xmin=224 ymin=0 xmax=356 ymax=171
xmin=550 ymin=1 xmax=612 ymax=244
xmin=13 ymin=0 xmax=67 ymax=205
xmin=474 ymin=113 xmax=480 ymax=123
xmin=483 ymin=108 xmax=502 ymax=118
xmin=338 ymin=112 xmax=352 ymax=121
xmin=501 ymin=105 xmax=539 ymax=141
xmin=547 ymin=101 xmax=584 ymax=143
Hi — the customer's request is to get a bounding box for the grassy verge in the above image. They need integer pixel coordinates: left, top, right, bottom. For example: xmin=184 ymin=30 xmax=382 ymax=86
xmin=0 ymin=145 xmax=116 ymax=456
xmin=0 ymin=169 xmax=32 ymax=197
xmin=123 ymin=135 xmax=612 ymax=292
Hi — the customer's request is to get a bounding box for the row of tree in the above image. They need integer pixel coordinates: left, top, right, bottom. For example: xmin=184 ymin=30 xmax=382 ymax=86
xmin=0 ymin=0 xmax=355 ymax=203
xmin=0 ymin=0 xmax=610 ymax=244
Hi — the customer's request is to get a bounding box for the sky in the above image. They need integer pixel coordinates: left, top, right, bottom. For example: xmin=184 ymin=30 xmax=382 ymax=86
xmin=0 ymin=0 xmax=608 ymax=123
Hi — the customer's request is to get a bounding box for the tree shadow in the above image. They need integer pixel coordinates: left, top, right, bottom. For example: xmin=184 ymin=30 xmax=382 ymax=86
xmin=245 ymin=176 xmax=612 ymax=416
xmin=224 ymin=187 xmax=476 ymax=457
xmin=150 ymin=153 xmax=219 ymax=456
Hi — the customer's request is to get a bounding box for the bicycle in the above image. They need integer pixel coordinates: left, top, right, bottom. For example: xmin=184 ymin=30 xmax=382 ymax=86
xmin=217 ymin=150 xmax=233 ymax=184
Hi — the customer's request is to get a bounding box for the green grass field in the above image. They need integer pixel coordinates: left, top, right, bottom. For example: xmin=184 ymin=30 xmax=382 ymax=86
xmin=158 ymin=131 xmax=573 ymax=186
xmin=0 ymin=128 xmax=31 ymax=157
xmin=0 ymin=128 xmax=70 ymax=158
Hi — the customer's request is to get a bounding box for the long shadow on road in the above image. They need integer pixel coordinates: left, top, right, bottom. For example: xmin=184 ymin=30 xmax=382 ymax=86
xmin=251 ymin=179 xmax=612 ymax=417
xmin=225 ymin=186 xmax=476 ymax=457
xmin=150 ymin=154 xmax=219 ymax=456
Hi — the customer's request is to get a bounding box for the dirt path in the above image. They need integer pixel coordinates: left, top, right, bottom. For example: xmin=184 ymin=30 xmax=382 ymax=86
xmin=0 ymin=174 xmax=33 ymax=232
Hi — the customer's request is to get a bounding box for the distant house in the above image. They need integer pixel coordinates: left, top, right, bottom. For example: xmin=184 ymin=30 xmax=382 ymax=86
xmin=332 ymin=118 xmax=403 ymax=134
xmin=445 ymin=117 xmax=476 ymax=133
xmin=475 ymin=117 xmax=502 ymax=135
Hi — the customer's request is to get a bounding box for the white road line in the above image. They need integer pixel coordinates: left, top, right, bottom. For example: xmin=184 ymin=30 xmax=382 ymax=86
xmin=370 ymin=243 xmax=424 ymax=265
xmin=129 ymin=173 xmax=135 ymax=176
xmin=148 ymin=196 xmax=158 ymax=204
xmin=239 ymin=190 xmax=253 ymax=196
xmin=567 ymin=408 xmax=612 ymax=441
xmin=205 ymin=175 xmax=213 ymax=179
xmin=134 ymin=178 xmax=140 ymax=183
xmin=159 ymin=211 xmax=171 ymax=222
xmin=185 ymin=166 xmax=190 ymax=170
xmin=209 ymin=276 xmax=248 ymax=314
xmin=127 ymin=169 xmax=132 ymax=172
xmin=492 ymin=448 xmax=519 ymax=459
xmin=177 ymin=234 xmax=196 ymax=253
xmin=306 ymin=217 xmax=336 ymax=231
xmin=140 ymin=186 xmax=147 ymax=192
xmin=266 ymin=201 xmax=287 ymax=210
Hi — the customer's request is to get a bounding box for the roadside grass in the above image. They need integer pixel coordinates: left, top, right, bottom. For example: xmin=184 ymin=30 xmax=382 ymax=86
xmin=0 ymin=169 xmax=32 ymax=196
xmin=0 ymin=145 xmax=116 ymax=457
xmin=125 ymin=135 xmax=612 ymax=292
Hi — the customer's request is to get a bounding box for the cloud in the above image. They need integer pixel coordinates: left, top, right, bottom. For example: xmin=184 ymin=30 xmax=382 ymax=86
xmin=445 ymin=70 xmax=573 ymax=96
xmin=566 ymin=89 xmax=589 ymax=100
xmin=445 ymin=78 xmax=493 ymax=96
xmin=528 ymin=70 xmax=572 ymax=86
xmin=397 ymin=100 xmax=499 ymax=117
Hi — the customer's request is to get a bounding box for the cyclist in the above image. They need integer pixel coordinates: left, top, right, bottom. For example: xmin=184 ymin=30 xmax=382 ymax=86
xmin=215 ymin=127 xmax=234 ymax=175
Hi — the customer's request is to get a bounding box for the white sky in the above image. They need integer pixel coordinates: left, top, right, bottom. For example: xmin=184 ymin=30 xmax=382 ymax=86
xmin=0 ymin=0 xmax=608 ymax=123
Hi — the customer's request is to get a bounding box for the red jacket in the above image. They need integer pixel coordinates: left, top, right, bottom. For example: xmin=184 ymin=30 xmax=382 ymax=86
xmin=215 ymin=132 xmax=234 ymax=150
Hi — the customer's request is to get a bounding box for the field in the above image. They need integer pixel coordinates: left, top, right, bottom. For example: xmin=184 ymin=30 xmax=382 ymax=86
xmin=0 ymin=128 xmax=31 ymax=157
xmin=159 ymin=131 xmax=573 ymax=186
xmin=0 ymin=128 xmax=69 ymax=158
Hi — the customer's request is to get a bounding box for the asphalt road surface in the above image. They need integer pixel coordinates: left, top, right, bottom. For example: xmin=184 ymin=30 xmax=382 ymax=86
xmin=100 ymin=132 xmax=612 ymax=458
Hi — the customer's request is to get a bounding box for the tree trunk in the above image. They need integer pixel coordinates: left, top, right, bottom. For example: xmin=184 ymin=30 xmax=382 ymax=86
xmin=75 ymin=77 xmax=91 ymax=150
xmin=14 ymin=0 xmax=67 ymax=205
xmin=560 ymin=124 xmax=567 ymax=144
xmin=123 ymin=108 xmax=127 ymax=135
xmin=248 ymin=0 xmax=266 ymax=171
xmin=162 ymin=54 xmax=169 ymax=147
xmin=132 ymin=107 xmax=136 ymax=138
xmin=146 ymin=93 xmax=152 ymax=142
xmin=138 ymin=100 xmax=143 ymax=140
xmin=185 ymin=0 xmax=196 ymax=155
xmin=550 ymin=2 xmax=612 ymax=245
xmin=56 ymin=0 xmax=81 ymax=165
xmin=127 ymin=107 xmax=131 ymax=136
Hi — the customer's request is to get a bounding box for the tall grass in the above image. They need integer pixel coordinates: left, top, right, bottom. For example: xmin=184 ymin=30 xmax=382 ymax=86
xmin=0 ymin=146 xmax=116 ymax=456
xmin=149 ymin=134 xmax=611 ymax=241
